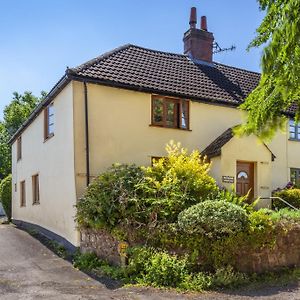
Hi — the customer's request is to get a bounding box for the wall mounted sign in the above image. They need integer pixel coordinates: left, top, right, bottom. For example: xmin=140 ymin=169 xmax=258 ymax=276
xmin=222 ymin=176 xmax=234 ymax=184
xmin=260 ymin=186 xmax=270 ymax=190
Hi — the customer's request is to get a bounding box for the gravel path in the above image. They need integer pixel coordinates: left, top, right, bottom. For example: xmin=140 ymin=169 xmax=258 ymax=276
xmin=0 ymin=224 xmax=299 ymax=299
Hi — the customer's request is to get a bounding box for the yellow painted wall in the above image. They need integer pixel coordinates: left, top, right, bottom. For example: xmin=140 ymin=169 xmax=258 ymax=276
xmin=72 ymin=82 xmax=243 ymax=197
xmin=72 ymin=82 xmax=300 ymax=201
xmin=11 ymin=83 xmax=79 ymax=246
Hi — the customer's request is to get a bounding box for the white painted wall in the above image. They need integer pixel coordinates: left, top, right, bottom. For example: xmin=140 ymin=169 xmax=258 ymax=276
xmin=11 ymin=83 xmax=79 ymax=246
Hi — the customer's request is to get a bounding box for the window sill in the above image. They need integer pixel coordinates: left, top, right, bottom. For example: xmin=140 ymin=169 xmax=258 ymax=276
xmin=20 ymin=205 xmax=26 ymax=208
xmin=44 ymin=133 xmax=54 ymax=143
xmin=32 ymin=202 xmax=40 ymax=206
xmin=288 ymin=138 xmax=300 ymax=142
xmin=149 ymin=124 xmax=192 ymax=131
xmin=17 ymin=158 xmax=22 ymax=162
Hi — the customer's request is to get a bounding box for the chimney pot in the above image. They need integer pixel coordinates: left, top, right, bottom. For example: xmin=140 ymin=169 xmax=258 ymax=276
xmin=189 ymin=7 xmax=197 ymax=28
xmin=201 ymin=16 xmax=208 ymax=31
xmin=183 ymin=10 xmax=214 ymax=62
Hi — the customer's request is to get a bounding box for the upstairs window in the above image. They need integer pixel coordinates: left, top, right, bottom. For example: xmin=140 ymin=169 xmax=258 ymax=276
xmin=289 ymin=119 xmax=300 ymax=140
xmin=151 ymin=96 xmax=189 ymax=130
xmin=32 ymin=174 xmax=40 ymax=205
xmin=17 ymin=136 xmax=22 ymax=161
xmin=44 ymin=103 xmax=54 ymax=140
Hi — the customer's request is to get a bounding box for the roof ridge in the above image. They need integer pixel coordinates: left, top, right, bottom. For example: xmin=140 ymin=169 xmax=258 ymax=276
xmin=69 ymin=43 xmax=261 ymax=75
xmin=126 ymin=44 xmax=188 ymax=58
xmin=124 ymin=45 xmax=262 ymax=75
xmin=69 ymin=44 xmax=133 ymax=73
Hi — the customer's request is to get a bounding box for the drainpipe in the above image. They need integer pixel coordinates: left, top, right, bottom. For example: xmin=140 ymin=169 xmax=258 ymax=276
xmin=84 ymin=82 xmax=90 ymax=186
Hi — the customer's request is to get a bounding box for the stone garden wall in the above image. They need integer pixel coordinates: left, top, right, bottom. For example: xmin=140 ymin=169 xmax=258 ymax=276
xmin=80 ymin=224 xmax=300 ymax=273
xmin=234 ymin=224 xmax=300 ymax=273
xmin=80 ymin=229 xmax=121 ymax=265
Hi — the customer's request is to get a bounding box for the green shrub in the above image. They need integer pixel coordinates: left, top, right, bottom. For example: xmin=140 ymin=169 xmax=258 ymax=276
xmin=208 ymin=188 xmax=257 ymax=213
xmin=273 ymin=189 xmax=300 ymax=209
xmin=143 ymin=251 xmax=188 ymax=287
xmin=76 ymin=164 xmax=145 ymax=229
xmin=212 ymin=266 xmax=249 ymax=288
xmin=179 ymin=272 xmax=212 ymax=291
xmin=0 ymin=174 xmax=12 ymax=220
xmin=138 ymin=141 xmax=218 ymax=222
xmin=178 ymin=200 xmax=249 ymax=239
xmin=248 ymin=209 xmax=274 ymax=232
xmin=73 ymin=252 xmax=103 ymax=270
xmin=77 ymin=142 xmax=219 ymax=231
xmin=127 ymin=246 xmax=189 ymax=288
xmin=73 ymin=251 xmax=125 ymax=280
xmin=126 ymin=246 xmax=156 ymax=280
xmin=269 ymin=208 xmax=300 ymax=223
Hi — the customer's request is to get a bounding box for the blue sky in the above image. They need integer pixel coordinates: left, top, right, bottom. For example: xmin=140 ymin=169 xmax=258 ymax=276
xmin=0 ymin=0 xmax=264 ymax=118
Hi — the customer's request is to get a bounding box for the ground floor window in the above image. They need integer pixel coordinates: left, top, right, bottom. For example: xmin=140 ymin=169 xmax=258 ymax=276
xmin=290 ymin=168 xmax=300 ymax=187
xmin=32 ymin=174 xmax=40 ymax=205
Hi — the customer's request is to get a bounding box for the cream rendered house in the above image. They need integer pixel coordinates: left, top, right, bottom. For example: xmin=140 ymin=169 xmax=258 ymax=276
xmin=10 ymin=8 xmax=300 ymax=247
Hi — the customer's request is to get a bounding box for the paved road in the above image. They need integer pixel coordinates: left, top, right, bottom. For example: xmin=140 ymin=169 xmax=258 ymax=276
xmin=0 ymin=224 xmax=299 ymax=300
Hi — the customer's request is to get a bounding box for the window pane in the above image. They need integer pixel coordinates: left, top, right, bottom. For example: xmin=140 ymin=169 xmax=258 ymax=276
xmin=48 ymin=105 xmax=54 ymax=116
xmin=289 ymin=125 xmax=295 ymax=133
xmin=48 ymin=124 xmax=54 ymax=135
xmin=290 ymin=168 xmax=300 ymax=187
xmin=166 ymin=101 xmax=177 ymax=127
xmin=181 ymin=101 xmax=188 ymax=129
xmin=48 ymin=115 xmax=54 ymax=125
xmin=33 ymin=175 xmax=39 ymax=204
xmin=289 ymin=119 xmax=300 ymax=140
xmin=153 ymin=98 xmax=163 ymax=124
xmin=291 ymin=169 xmax=297 ymax=184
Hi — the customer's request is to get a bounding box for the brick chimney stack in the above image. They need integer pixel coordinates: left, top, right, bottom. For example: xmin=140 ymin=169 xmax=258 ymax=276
xmin=183 ymin=8 xmax=214 ymax=62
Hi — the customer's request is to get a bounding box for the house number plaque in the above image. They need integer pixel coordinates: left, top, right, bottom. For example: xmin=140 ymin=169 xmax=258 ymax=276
xmin=222 ymin=176 xmax=234 ymax=183
xmin=118 ymin=242 xmax=129 ymax=266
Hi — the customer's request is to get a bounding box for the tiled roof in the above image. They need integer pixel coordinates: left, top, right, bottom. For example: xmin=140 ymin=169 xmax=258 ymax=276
xmin=9 ymin=44 xmax=297 ymax=144
xmin=68 ymin=44 xmax=261 ymax=106
xmin=202 ymin=128 xmax=234 ymax=158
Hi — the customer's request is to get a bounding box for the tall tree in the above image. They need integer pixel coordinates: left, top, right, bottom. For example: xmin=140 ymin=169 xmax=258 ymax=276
xmin=0 ymin=91 xmax=45 ymax=178
xmin=239 ymin=0 xmax=300 ymax=139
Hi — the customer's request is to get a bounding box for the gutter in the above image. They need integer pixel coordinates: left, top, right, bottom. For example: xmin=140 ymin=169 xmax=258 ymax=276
xmin=83 ymin=82 xmax=90 ymax=186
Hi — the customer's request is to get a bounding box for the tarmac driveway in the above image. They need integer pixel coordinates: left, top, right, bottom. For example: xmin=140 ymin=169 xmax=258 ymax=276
xmin=0 ymin=224 xmax=299 ymax=300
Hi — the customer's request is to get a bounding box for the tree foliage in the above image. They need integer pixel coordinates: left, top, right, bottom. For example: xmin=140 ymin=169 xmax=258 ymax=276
xmin=239 ymin=0 xmax=300 ymax=139
xmin=0 ymin=174 xmax=12 ymax=220
xmin=0 ymin=91 xmax=45 ymax=178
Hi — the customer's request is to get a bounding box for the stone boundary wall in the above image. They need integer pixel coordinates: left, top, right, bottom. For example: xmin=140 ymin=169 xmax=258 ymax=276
xmin=80 ymin=224 xmax=300 ymax=272
xmin=80 ymin=229 xmax=122 ymax=265
xmin=235 ymin=224 xmax=300 ymax=273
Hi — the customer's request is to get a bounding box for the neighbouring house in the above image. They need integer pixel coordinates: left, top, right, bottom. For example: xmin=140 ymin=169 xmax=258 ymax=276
xmin=9 ymin=8 xmax=300 ymax=247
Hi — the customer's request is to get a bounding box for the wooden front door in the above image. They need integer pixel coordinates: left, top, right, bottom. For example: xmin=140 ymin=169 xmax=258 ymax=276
xmin=236 ymin=161 xmax=254 ymax=199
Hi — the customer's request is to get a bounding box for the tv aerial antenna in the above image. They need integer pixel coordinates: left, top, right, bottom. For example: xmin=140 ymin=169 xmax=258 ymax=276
xmin=213 ymin=42 xmax=236 ymax=54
